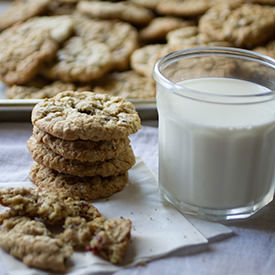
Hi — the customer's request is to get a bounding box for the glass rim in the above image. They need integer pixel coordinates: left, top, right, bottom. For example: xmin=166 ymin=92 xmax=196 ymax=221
xmin=153 ymin=46 xmax=275 ymax=103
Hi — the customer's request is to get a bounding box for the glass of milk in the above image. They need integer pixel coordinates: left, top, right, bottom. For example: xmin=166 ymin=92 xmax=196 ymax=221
xmin=153 ymin=47 xmax=275 ymax=221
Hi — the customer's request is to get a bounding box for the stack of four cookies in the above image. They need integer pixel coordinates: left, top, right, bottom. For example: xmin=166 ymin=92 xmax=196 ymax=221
xmin=27 ymin=91 xmax=141 ymax=200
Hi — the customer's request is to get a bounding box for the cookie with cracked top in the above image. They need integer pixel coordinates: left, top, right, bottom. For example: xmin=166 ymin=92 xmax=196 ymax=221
xmin=27 ymin=136 xmax=136 ymax=177
xmin=199 ymin=3 xmax=275 ymax=48
xmin=31 ymin=91 xmax=141 ymax=141
xmin=30 ymin=162 xmax=128 ymax=201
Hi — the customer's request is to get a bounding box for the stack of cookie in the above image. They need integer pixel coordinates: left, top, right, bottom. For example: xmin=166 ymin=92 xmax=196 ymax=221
xmin=27 ymin=90 xmax=141 ymax=201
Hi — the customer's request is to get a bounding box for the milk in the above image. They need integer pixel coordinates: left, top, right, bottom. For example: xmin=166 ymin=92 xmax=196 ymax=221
xmin=157 ymin=78 xmax=275 ymax=211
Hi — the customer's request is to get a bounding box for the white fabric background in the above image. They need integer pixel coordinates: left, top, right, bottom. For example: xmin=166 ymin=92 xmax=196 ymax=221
xmin=0 ymin=122 xmax=274 ymax=275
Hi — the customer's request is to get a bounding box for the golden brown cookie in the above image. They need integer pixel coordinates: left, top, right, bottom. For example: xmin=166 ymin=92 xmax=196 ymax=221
xmin=94 ymin=71 xmax=156 ymax=99
xmin=77 ymin=1 xmax=154 ymax=25
xmin=31 ymin=91 xmax=141 ymax=141
xmin=0 ymin=217 xmax=73 ymax=272
xmin=0 ymin=0 xmax=50 ymax=31
xmin=30 ymin=162 xmax=128 ymax=201
xmin=199 ymin=3 xmax=275 ymax=48
xmin=167 ymin=26 xmax=233 ymax=49
xmin=139 ymin=17 xmax=194 ymax=42
xmin=33 ymin=126 xmax=130 ymax=162
xmin=0 ymin=23 xmax=58 ymax=85
xmin=254 ymin=40 xmax=275 ymax=58
xmin=27 ymin=136 xmax=136 ymax=177
xmin=41 ymin=36 xmax=113 ymax=82
xmin=74 ymin=17 xmax=138 ymax=70
xmin=130 ymin=44 xmax=173 ymax=77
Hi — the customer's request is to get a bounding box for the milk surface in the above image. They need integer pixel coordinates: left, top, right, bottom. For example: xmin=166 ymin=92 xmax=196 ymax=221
xmin=157 ymin=78 xmax=275 ymax=209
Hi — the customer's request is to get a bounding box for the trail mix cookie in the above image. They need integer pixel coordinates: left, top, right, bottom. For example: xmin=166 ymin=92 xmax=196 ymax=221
xmin=27 ymin=135 xmax=135 ymax=177
xmin=0 ymin=217 xmax=73 ymax=272
xmin=199 ymin=3 xmax=275 ymax=48
xmin=41 ymin=37 xmax=112 ymax=82
xmin=254 ymin=40 xmax=275 ymax=58
xmin=140 ymin=17 xmax=194 ymax=42
xmin=32 ymin=91 xmax=141 ymax=141
xmin=74 ymin=17 xmax=138 ymax=70
xmin=0 ymin=187 xmax=101 ymax=224
xmin=77 ymin=1 xmax=154 ymax=25
xmin=167 ymin=26 xmax=233 ymax=49
xmin=0 ymin=23 xmax=58 ymax=85
xmin=30 ymin=162 xmax=128 ymax=201
xmin=0 ymin=0 xmax=50 ymax=31
xmin=94 ymin=71 xmax=156 ymax=99
xmin=33 ymin=126 xmax=130 ymax=162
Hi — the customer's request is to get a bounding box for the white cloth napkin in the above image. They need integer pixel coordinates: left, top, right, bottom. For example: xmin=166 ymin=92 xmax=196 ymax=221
xmin=0 ymin=123 xmax=232 ymax=274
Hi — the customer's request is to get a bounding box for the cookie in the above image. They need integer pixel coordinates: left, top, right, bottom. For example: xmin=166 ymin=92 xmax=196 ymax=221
xmin=129 ymin=0 xmax=164 ymax=9
xmin=88 ymin=217 xmax=131 ymax=265
xmin=0 ymin=23 xmax=58 ymax=85
xmin=0 ymin=217 xmax=73 ymax=272
xmin=139 ymin=17 xmax=194 ymax=42
xmin=0 ymin=187 xmax=101 ymax=224
xmin=77 ymin=1 xmax=154 ymax=25
xmin=27 ymin=136 xmax=136 ymax=177
xmin=199 ymin=3 xmax=275 ymax=48
xmin=33 ymin=126 xmax=130 ymax=162
xmin=254 ymin=40 xmax=275 ymax=58
xmin=30 ymin=162 xmax=128 ymax=200
xmin=156 ymin=0 xmax=214 ymax=17
xmin=5 ymin=81 xmax=75 ymax=99
xmin=0 ymin=0 xmax=50 ymax=31
xmin=167 ymin=26 xmax=233 ymax=49
xmin=31 ymin=91 xmax=141 ymax=141
xmin=94 ymin=71 xmax=156 ymax=99
xmin=74 ymin=16 xmax=138 ymax=70
xmin=41 ymin=37 xmax=113 ymax=82
xmin=46 ymin=0 xmax=76 ymax=15
xmin=130 ymin=44 xmax=173 ymax=77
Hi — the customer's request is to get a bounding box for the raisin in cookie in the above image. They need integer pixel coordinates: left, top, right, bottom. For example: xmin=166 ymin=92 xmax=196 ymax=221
xmin=33 ymin=126 xmax=130 ymax=162
xmin=41 ymin=37 xmax=113 ymax=82
xmin=31 ymin=91 xmax=141 ymax=141
xmin=94 ymin=71 xmax=156 ymax=99
xmin=30 ymin=162 xmax=128 ymax=201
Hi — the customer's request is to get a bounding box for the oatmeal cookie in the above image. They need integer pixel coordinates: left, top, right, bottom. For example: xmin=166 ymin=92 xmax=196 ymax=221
xmin=0 ymin=187 xmax=101 ymax=224
xmin=0 ymin=217 xmax=73 ymax=272
xmin=41 ymin=37 xmax=112 ymax=82
xmin=88 ymin=217 xmax=131 ymax=264
xmin=156 ymin=0 xmax=214 ymax=17
xmin=167 ymin=26 xmax=233 ymax=49
xmin=31 ymin=91 xmax=141 ymax=141
xmin=0 ymin=23 xmax=58 ymax=85
xmin=254 ymin=40 xmax=275 ymax=58
xmin=33 ymin=126 xmax=130 ymax=162
xmin=94 ymin=71 xmax=156 ymax=99
xmin=5 ymin=81 xmax=75 ymax=99
xmin=77 ymin=1 xmax=154 ymax=25
xmin=74 ymin=17 xmax=138 ymax=70
xmin=140 ymin=17 xmax=194 ymax=42
xmin=0 ymin=0 xmax=50 ymax=31
xmin=27 ymin=136 xmax=135 ymax=177
xmin=130 ymin=44 xmax=173 ymax=77
xmin=199 ymin=3 xmax=275 ymax=48
xmin=30 ymin=162 xmax=128 ymax=200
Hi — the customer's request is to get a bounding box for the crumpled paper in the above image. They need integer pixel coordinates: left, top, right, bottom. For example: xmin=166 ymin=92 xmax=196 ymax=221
xmin=0 ymin=159 xmax=231 ymax=275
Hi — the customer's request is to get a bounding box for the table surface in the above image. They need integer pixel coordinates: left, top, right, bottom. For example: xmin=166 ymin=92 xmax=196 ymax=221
xmin=0 ymin=121 xmax=275 ymax=275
